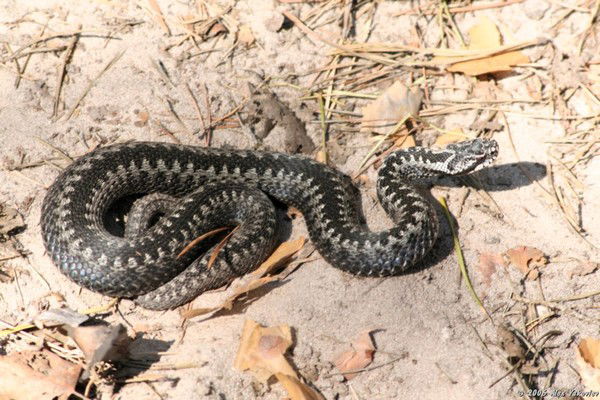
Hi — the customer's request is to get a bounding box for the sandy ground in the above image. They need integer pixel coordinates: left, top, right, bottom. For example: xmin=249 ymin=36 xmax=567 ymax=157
xmin=1 ymin=0 xmax=599 ymax=399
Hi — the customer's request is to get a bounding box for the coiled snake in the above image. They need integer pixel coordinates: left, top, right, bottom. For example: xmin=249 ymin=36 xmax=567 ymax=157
xmin=41 ymin=139 xmax=498 ymax=310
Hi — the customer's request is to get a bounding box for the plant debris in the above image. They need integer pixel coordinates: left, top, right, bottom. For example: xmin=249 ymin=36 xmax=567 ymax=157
xmin=234 ymin=319 xmax=324 ymax=400
xmin=360 ymin=80 xmax=422 ymax=134
xmin=0 ymin=349 xmax=82 ymax=400
xmin=506 ymin=246 xmax=547 ymax=280
xmin=333 ymin=330 xmax=376 ymax=380
xmin=433 ymin=16 xmax=529 ymax=76
xmin=181 ymin=237 xmax=306 ymax=319
xmin=576 ymin=338 xmax=600 ymax=391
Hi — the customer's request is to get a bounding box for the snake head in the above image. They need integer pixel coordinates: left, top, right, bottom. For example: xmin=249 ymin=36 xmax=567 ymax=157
xmin=443 ymin=138 xmax=499 ymax=175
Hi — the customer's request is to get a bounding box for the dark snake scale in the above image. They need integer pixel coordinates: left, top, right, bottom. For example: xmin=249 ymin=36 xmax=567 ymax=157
xmin=41 ymin=139 xmax=498 ymax=310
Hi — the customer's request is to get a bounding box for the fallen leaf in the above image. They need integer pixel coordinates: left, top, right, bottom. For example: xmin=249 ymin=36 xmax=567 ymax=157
xmin=277 ymin=373 xmax=324 ymax=400
xmin=252 ymin=237 xmax=305 ymax=277
xmin=433 ymin=16 xmax=529 ymax=76
xmin=181 ymin=238 xmax=305 ymax=319
xmin=434 ymin=129 xmax=469 ymax=146
xmin=234 ymin=320 xmax=325 ymax=400
xmin=477 ymin=252 xmax=506 ymax=286
xmin=238 ymin=25 xmax=255 ymax=46
xmin=569 ymin=261 xmax=599 ymax=279
xmin=576 ymin=338 xmax=600 ymax=391
xmin=0 ymin=350 xmax=81 ymax=400
xmin=506 ymin=246 xmax=547 ymax=280
xmin=181 ymin=276 xmax=278 ymax=319
xmin=360 ymin=81 xmax=422 ymax=134
xmin=333 ymin=330 xmax=376 ymax=380
xmin=67 ymin=323 xmax=129 ymax=364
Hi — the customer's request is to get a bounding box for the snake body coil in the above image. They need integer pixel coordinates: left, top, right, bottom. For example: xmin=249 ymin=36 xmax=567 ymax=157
xmin=41 ymin=139 xmax=498 ymax=309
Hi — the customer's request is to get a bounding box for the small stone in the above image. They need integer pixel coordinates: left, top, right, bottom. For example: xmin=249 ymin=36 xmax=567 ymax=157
xmin=265 ymin=12 xmax=285 ymax=32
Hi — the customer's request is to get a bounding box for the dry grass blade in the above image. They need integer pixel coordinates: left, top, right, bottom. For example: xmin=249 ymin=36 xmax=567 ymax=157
xmin=438 ymin=197 xmax=492 ymax=321
xmin=52 ymin=29 xmax=80 ymax=118
xmin=64 ymin=50 xmax=125 ymax=120
xmin=145 ymin=0 xmax=171 ymax=35
xmin=395 ymin=0 xmax=526 ymax=15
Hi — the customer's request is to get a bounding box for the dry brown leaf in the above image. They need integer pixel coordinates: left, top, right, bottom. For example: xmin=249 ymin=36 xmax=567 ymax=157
xmin=234 ymin=320 xmax=294 ymax=381
xmin=277 ymin=373 xmax=325 ymax=400
xmin=360 ymin=81 xmax=422 ymax=134
xmin=434 ymin=16 xmax=529 ymax=76
xmin=181 ymin=238 xmax=306 ymax=319
xmin=506 ymin=246 xmax=547 ymax=280
xmin=234 ymin=320 xmax=324 ymax=399
xmin=0 ymin=350 xmax=81 ymax=400
xmin=333 ymin=330 xmax=376 ymax=380
xmin=252 ymin=237 xmax=305 ymax=277
xmin=576 ymin=338 xmax=600 ymax=391
xmin=238 ymin=25 xmax=255 ymax=46
xmin=67 ymin=324 xmax=129 ymax=365
xmin=181 ymin=275 xmax=278 ymax=319
xmin=434 ymin=129 xmax=468 ymax=146
xmin=477 ymin=252 xmax=506 ymax=286
xmin=569 ymin=261 xmax=600 ymax=279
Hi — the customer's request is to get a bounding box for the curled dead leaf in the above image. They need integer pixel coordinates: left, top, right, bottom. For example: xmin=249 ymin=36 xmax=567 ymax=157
xmin=506 ymin=246 xmax=547 ymax=280
xmin=234 ymin=320 xmax=324 ymax=400
xmin=67 ymin=324 xmax=129 ymax=363
xmin=181 ymin=238 xmax=305 ymax=319
xmin=333 ymin=330 xmax=376 ymax=380
xmin=576 ymin=338 xmax=600 ymax=391
xmin=360 ymin=81 xmax=422 ymax=134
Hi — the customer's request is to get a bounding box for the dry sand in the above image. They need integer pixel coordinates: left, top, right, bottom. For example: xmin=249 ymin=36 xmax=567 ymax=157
xmin=0 ymin=1 xmax=599 ymax=399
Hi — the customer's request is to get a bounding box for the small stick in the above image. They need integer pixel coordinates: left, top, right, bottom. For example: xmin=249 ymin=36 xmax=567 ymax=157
xmin=64 ymin=50 xmax=125 ymax=120
xmin=395 ymin=0 xmax=526 ymax=16
xmin=184 ymin=83 xmax=206 ymax=132
xmin=52 ymin=28 xmax=80 ymax=118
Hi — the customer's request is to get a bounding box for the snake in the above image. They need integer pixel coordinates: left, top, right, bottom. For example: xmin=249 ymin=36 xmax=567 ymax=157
xmin=40 ymin=139 xmax=498 ymax=310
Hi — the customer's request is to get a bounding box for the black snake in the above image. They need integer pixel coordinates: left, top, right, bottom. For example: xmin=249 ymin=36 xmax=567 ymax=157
xmin=41 ymin=139 xmax=498 ymax=310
